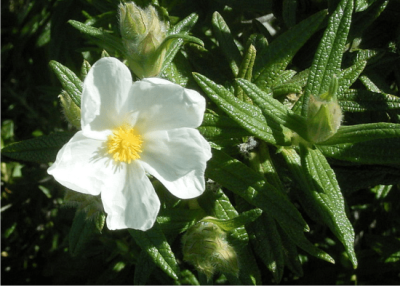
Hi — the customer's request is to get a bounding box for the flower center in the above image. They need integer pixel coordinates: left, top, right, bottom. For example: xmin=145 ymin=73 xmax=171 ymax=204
xmin=107 ymin=124 xmax=143 ymax=163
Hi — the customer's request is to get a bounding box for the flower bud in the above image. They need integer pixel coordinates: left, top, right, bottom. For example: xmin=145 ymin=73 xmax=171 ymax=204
xmin=59 ymin=91 xmax=81 ymax=129
xmin=306 ymin=76 xmax=342 ymax=143
xmin=182 ymin=218 xmax=239 ymax=280
xmin=119 ymin=2 xmax=168 ymax=78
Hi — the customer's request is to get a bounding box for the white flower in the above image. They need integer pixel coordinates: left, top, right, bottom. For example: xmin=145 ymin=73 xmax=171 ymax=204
xmin=48 ymin=57 xmax=211 ymax=231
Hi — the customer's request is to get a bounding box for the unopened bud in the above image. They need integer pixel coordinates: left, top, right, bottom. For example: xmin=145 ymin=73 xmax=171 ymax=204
xmin=307 ymin=76 xmax=342 ymax=143
xmin=119 ymin=2 xmax=168 ymax=78
xmin=182 ymin=218 xmax=239 ymax=280
xmin=59 ymin=91 xmax=81 ymax=129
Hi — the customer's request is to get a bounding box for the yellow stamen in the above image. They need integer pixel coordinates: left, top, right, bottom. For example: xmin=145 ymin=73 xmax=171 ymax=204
xmin=107 ymin=124 xmax=143 ymax=163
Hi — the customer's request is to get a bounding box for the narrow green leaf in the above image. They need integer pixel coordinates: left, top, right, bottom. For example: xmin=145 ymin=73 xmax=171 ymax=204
xmin=129 ymin=223 xmax=180 ymax=280
xmin=193 ymin=73 xmax=293 ymax=146
xmin=359 ymin=74 xmax=381 ymax=92
xmin=69 ymin=210 xmax=98 ymax=257
xmin=302 ymin=147 xmax=357 ymax=268
xmin=283 ymin=0 xmax=298 ymax=27
xmin=68 ymin=20 xmax=125 ymax=55
xmin=133 ymin=250 xmax=157 ymax=285
xmin=237 ymin=198 xmax=285 ymax=283
xmin=355 ymin=0 xmax=378 ymax=12
xmin=253 ymin=10 xmax=327 ymax=88
xmin=319 ymin=122 xmax=400 ymax=145
xmin=202 ymin=208 xmax=262 ymax=232
xmin=302 ymin=0 xmax=354 ymax=116
xmin=270 ymin=70 xmax=298 ymax=87
xmin=2 ymin=132 xmax=73 ymax=163
xmin=277 ymin=225 xmax=304 ymax=277
xmin=49 ymin=61 xmax=82 ymax=107
xmin=236 ymin=44 xmax=256 ymax=102
xmin=198 ymin=113 xmax=251 ymax=140
xmin=161 ymin=13 xmax=199 ymax=74
xmin=156 ymin=208 xmax=204 ymax=236
xmin=351 ymin=0 xmax=389 ymax=37
xmin=212 ymin=11 xmax=242 ymax=77
xmin=281 ymin=147 xmax=357 ymax=268
xmin=338 ymin=60 xmax=367 ymax=94
xmin=179 ymin=269 xmax=200 ymax=285
xmin=207 ymin=149 xmax=335 ymax=264
xmin=236 ymin=78 xmax=308 ymax=139
xmin=317 ymin=138 xmax=400 ymax=164
xmin=272 ymin=82 xmax=303 ymax=97
xmin=163 ymin=34 xmax=204 ymax=47
xmin=161 ymin=52 xmax=192 ymax=86
xmin=193 ymin=73 xmax=291 ymax=145
xmin=238 ymin=44 xmax=256 ymax=80
xmin=338 ymin=89 xmax=400 ymax=112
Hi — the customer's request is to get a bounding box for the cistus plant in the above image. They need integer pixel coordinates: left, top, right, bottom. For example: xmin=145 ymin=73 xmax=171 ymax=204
xmin=2 ymin=0 xmax=400 ymax=284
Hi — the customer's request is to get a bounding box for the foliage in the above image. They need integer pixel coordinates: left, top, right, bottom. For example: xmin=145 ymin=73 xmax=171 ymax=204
xmin=2 ymin=0 xmax=400 ymax=284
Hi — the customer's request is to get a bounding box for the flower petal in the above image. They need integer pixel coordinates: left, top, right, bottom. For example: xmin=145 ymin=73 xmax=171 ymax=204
xmin=102 ymin=161 xmax=161 ymax=230
xmin=81 ymin=57 xmax=133 ymax=139
xmin=47 ymin=131 xmax=119 ymax=196
xmin=128 ymin=78 xmax=206 ymax=133
xmin=139 ymin=128 xmax=211 ymax=199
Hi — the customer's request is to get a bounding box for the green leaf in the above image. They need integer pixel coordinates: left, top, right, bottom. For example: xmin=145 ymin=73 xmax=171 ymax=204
xmin=198 ymin=113 xmax=251 ymax=140
xmin=160 ymin=13 xmax=199 ymax=75
xmin=235 ymin=44 xmax=256 ymax=102
xmin=156 ymin=208 xmax=204 ymax=237
xmin=237 ymin=197 xmax=285 ymax=283
xmin=319 ymin=122 xmax=400 ymax=145
xmin=202 ymin=208 xmax=263 ymax=232
xmin=69 ymin=210 xmax=99 ymax=257
xmin=68 ymin=20 xmax=125 ymax=56
xmin=355 ymin=0 xmax=378 ymax=12
xmin=274 ymin=83 xmax=303 ymax=99
xmin=179 ymin=269 xmax=200 ymax=285
xmin=2 ymin=132 xmax=73 ymax=163
xmin=133 ymin=250 xmax=157 ymax=285
xmin=283 ymin=0 xmax=298 ymax=28
xmin=49 ymin=61 xmax=83 ymax=107
xmin=352 ymin=0 xmax=388 ymax=36
xmin=317 ymin=138 xmax=400 ymax=164
xmin=281 ymin=147 xmax=357 ymax=268
xmin=238 ymin=44 xmax=256 ymax=81
xmin=236 ymin=78 xmax=308 ymax=139
xmin=302 ymin=0 xmax=353 ymax=116
xmin=193 ymin=73 xmax=293 ymax=146
xmin=129 ymin=223 xmax=180 ymax=280
xmin=338 ymin=60 xmax=367 ymax=94
xmin=278 ymin=225 xmax=304 ymax=277
xmin=161 ymin=52 xmax=192 ymax=86
xmin=163 ymin=34 xmax=204 ymax=47
xmin=207 ymin=149 xmax=335 ymax=264
xmin=212 ymin=11 xmax=242 ymax=77
xmin=253 ymin=10 xmax=327 ymax=89
xmin=338 ymin=89 xmax=400 ymax=112
xmin=302 ymin=147 xmax=357 ymax=268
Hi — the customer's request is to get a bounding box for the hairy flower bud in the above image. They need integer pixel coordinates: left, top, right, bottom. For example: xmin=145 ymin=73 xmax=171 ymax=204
xmin=119 ymin=2 xmax=168 ymax=78
xmin=182 ymin=218 xmax=239 ymax=280
xmin=307 ymin=76 xmax=342 ymax=143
